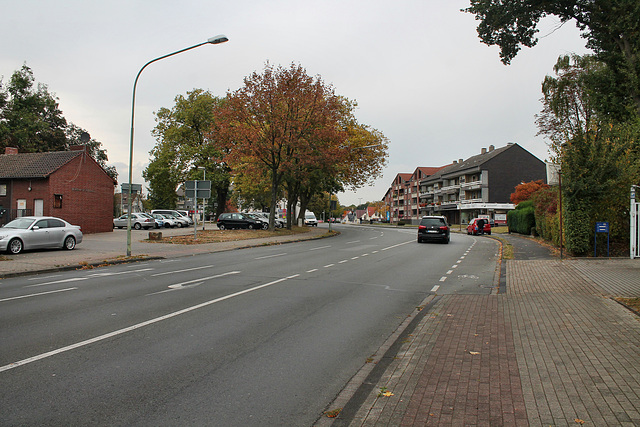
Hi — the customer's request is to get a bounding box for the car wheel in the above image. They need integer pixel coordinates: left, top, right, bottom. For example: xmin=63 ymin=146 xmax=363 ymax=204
xmin=8 ymin=238 xmax=23 ymax=254
xmin=63 ymin=236 xmax=76 ymax=250
xmin=248 ymin=224 xmax=255 ymax=230
xmin=262 ymin=223 xmax=268 ymax=230
xmin=176 ymin=222 xmax=182 ymax=228
xmin=164 ymin=224 xmax=170 ymax=228
xmin=218 ymin=223 xmax=226 ymax=230
xmin=134 ymin=222 xmax=142 ymax=230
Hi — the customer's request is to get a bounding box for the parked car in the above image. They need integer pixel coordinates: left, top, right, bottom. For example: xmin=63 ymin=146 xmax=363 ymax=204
xmin=151 ymin=209 xmax=193 ymax=225
xmin=156 ymin=214 xmax=180 ymax=228
xmin=113 ymin=213 xmax=156 ymax=230
xmin=151 ymin=214 xmax=166 ymax=229
xmin=216 ymin=213 xmax=262 ymax=230
xmin=245 ymin=213 xmax=269 ymax=230
xmin=0 ymin=216 xmax=83 ymax=254
xmin=417 ymin=215 xmax=450 ymax=244
xmin=253 ymin=212 xmax=285 ymax=228
xmin=304 ymin=212 xmax=318 ymax=226
xmin=467 ymin=218 xmax=491 ymax=235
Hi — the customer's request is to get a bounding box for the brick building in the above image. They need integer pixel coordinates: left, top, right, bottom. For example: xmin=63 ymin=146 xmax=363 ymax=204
xmin=419 ymin=143 xmax=546 ymax=225
xmin=0 ymin=146 xmax=116 ymax=233
xmin=383 ymin=166 xmax=449 ymax=224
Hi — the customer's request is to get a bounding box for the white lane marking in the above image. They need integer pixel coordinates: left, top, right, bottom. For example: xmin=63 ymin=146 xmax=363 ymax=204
xmin=255 ymin=253 xmax=286 ymax=260
xmin=306 ymin=269 xmax=318 ymax=273
xmin=309 ymin=245 xmax=331 ymax=251
xmin=152 ymin=265 xmax=216 ymax=277
xmin=451 ymin=265 xmax=458 ymax=269
xmin=439 ymin=277 xmax=447 ymax=282
xmin=456 ymin=260 xmax=462 ymax=264
xmin=29 ymin=269 xmax=155 ymax=288
xmin=447 ymin=270 xmax=453 ymax=275
xmin=431 ymin=285 xmax=440 ymax=292
xmin=0 ymin=287 xmax=78 ymax=303
xmin=324 ymin=264 xmax=335 ymax=268
xmin=339 ymin=260 xmax=348 ymax=264
xmin=89 ymin=268 xmax=154 ymax=277
xmin=0 ymin=274 xmax=295 ymax=373
xmin=147 ymin=271 xmax=241 ymax=296
xmin=351 ymin=256 xmax=359 ymax=260
xmin=27 ymin=274 xmax=62 ymax=281
xmin=381 ymin=241 xmax=413 ymax=251
xmin=346 ymin=240 xmax=360 ymax=244
xmin=26 ymin=277 xmax=86 ymax=288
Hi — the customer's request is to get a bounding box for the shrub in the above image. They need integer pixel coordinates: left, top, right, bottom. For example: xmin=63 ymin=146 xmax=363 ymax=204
xmin=507 ymin=200 xmax=536 ymax=235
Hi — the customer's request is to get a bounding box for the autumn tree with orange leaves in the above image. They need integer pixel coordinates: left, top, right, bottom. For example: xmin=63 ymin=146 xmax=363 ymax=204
xmin=214 ymin=63 xmax=387 ymax=229
xmin=510 ymin=180 xmax=550 ymax=205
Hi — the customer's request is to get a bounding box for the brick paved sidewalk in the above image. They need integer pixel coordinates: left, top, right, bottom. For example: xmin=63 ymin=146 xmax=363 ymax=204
xmin=333 ymin=259 xmax=640 ymax=426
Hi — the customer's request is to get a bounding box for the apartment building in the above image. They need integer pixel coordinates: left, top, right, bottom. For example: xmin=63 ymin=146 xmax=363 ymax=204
xmin=418 ymin=143 xmax=546 ymax=225
xmin=384 ymin=166 xmax=448 ymax=224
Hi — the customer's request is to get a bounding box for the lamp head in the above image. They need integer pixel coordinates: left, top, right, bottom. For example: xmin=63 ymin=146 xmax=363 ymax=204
xmin=208 ymin=34 xmax=229 ymax=44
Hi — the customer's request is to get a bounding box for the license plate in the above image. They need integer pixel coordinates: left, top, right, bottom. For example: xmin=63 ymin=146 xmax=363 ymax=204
xmin=427 ymin=230 xmax=438 ymax=233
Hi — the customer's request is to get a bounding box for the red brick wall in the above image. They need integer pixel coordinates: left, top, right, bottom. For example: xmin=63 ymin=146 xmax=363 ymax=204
xmin=47 ymin=153 xmax=115 ymax=233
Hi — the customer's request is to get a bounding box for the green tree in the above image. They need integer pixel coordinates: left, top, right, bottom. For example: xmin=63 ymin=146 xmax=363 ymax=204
xmin=536 ymin=55 xmax=639 ymax=255
xmin=0 ymin=64 xmax=116 ymax=180
xmin=145 ymin=89 xmax=230 ymax=216
xmin=464 ymin=0 xmax=640 ymax=117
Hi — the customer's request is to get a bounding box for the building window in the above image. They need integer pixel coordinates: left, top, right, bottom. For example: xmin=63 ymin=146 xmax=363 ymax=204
xmin=0 ymin=184 xmax=6 ymax=196
xmin=54 ymin=194 xmax=63 ymax=209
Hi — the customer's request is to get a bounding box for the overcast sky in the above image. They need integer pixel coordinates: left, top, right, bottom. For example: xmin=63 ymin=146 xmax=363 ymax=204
xmin=1 ymin=0 xmax=591 ymax=206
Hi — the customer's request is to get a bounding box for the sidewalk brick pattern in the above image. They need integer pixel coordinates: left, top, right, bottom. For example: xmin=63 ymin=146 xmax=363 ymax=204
xmin=344 ymin=259 xmax=640 ymax=426
xmin=506 ymin=260 xmax=640 ymax=426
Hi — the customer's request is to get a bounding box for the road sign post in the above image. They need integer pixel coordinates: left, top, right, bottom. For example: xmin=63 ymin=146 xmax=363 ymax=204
xmin=595 ymin=221 xmax=610 ymax=258
xmin=185 ymin=180 xmax=211 ymax=239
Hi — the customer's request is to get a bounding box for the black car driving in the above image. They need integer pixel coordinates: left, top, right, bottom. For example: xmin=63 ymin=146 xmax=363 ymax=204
xmin=417 ymin=215 xmax=450 ymax=244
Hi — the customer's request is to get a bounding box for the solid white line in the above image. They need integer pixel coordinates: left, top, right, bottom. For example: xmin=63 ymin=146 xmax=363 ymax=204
xmin=0 ymin=287 xmax=78 ymax=303
xmin=26 ymin=277 xmax=86 ymax=288
xmin=89 ymin=268 xmax=153 ymax=277
xmin=0 ymin=274 xmax=293 ymax=373
xmin=430 ymin=285 xmax=440 ymax=292
xmin=254 ymin=253 xmax=286 ymax=260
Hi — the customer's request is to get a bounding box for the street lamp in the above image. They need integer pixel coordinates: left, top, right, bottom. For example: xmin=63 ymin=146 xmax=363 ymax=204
xmin=126 ymin=35 xmax=228 ymax=256
xmin=198 ymin=166 xmax=206 ymax=230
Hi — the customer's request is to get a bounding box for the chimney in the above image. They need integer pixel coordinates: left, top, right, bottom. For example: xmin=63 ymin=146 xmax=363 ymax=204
xmin=452 ymin=160 xmax=457 ymax=164
xmin=489 ymin=145 xmax=495 ymax=152
xmin=4 ymin=147 xmax=18 ymax=155
xmin=459 ymin=159 xmax=463 ymax=163
xmin=481 ymin=147 xmax=487 ymax=155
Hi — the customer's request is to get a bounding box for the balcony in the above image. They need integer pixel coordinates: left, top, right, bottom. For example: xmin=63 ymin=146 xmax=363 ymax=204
xmin=460 ymin=180 xmax=482 ymax=190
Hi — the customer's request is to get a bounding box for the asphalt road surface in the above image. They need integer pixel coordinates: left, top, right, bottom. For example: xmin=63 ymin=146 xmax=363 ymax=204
xmin=0 ymin=224 xmax=499 ymax=426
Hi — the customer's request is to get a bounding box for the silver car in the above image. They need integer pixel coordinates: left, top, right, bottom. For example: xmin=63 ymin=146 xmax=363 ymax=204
xmin=113 ymin=213 xmax=156 ymax=230
xmin=0 ymin=216 xmax=83 ymax=254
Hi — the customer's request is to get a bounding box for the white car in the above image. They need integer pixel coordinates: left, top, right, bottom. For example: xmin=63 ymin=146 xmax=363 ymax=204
xmin=1 ymin=216 xmax=83 ymax=254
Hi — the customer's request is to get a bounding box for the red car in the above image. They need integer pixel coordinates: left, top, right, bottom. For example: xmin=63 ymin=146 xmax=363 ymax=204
xmin=467 ymin=218 xmax=491 ymax=235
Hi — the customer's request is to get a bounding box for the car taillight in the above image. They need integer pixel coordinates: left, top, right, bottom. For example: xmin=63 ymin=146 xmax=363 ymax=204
xmin=440 ymin=226 xmax=448 ymax=231
xmin=418 ymin=225 xmax=426 ymax=230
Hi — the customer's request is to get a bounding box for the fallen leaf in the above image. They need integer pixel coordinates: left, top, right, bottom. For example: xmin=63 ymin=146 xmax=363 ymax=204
xmin=469 ymin=351 xmax=480 ymax=355
xmin=382 ymin=391 xmax=395 ymax=397
xmin=574 ymin=419 xmax=585 ymax=425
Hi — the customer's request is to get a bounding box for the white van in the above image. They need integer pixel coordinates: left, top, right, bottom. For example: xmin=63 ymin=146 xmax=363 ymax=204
xmin=304 ymin=212 xmax=318 ymax=226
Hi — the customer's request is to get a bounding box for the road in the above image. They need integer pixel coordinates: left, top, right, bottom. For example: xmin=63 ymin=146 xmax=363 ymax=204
xmin=0 ymin=224 xmax=499 ymax=426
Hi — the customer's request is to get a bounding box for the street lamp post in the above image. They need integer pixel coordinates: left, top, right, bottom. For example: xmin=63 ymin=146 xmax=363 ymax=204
xmin=126 ymin=35 xmax=228 ymax=256
xmin=198 ymin=166 xmax=206 ymax=230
